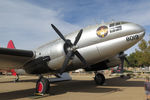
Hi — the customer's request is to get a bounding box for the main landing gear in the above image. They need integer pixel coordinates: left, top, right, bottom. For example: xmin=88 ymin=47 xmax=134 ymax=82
xmin=35 ymin=75 xmax=50 ymax=95
xmin=94 ymin=72 xmax=105 ymax=85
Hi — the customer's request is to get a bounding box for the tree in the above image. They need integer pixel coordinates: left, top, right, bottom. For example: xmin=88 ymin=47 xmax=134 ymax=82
xmin=148 ymin=40 xmax=150 ymax=50
xmin=137 ymin=39 xmax=150 ymax=67
xmin=138 ymin=39 xmax=147 ymax=51
xmin=126 ymin=52 xmax=138 ymax=67
xmin=126 ymin=38 xmax=150 ymax=67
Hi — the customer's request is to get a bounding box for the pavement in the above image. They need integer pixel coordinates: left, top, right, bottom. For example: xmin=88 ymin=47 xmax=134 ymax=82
xmin=0 ymin=74 xmax=146 ymax=100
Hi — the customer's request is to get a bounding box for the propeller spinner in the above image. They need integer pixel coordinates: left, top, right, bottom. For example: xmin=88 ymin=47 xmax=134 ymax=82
xmin=51 ymin=24 xmax=88 ymax=74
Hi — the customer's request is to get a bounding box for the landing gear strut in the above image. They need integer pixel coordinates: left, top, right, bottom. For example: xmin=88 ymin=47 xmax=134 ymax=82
xmin=94 ymin=72 xmax=105 ymax=85
xmin=14 ymin=74 xmax=19 ymax=82
xmin=35 ymin=75 xmax=50 ymax=95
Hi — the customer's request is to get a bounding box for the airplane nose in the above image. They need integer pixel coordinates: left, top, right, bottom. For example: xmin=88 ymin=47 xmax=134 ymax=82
xmin=130 ymin=22 xmax=145 ymax=33
xmin=133 ymin=23 xmax=145 ymax=39
xmin=123 ymin=22 xmax=145 ymax=37
xmin=137 ymin=24 xmax=145 ymax=37
xmin=135 ymin=24 xmax=145 ymax=34
xmin=134 ymin=23 xmax=145 ymax=37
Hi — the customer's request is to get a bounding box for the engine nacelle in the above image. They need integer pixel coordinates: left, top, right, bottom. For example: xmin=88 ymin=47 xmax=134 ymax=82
xmin=35 ymin=40 xmax=66 ymax=70
xmin=23 ymin=56 xmax=51 ymax=74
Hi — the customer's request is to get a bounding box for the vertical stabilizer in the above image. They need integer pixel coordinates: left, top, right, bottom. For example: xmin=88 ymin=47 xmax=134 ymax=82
xmin=10 ymin=69 xmax=17 ymax=76
xmin=7 ymin=40 xmax=17 ymax=76
xmin=7 ymin=40 xmax=15 ymax=49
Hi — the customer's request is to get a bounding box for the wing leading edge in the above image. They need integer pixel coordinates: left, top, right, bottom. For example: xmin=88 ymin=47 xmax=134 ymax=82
xmin=0 ymin=48 xmax=34 ymax=69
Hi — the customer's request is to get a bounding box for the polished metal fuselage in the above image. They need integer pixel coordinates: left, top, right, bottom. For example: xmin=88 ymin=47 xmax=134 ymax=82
xmin=34 ymin=21 xmax=145 ymax=71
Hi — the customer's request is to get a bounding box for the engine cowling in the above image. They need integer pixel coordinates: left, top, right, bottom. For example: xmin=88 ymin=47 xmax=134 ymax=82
xmin=23 ymin=56 xmax=51 ymax=74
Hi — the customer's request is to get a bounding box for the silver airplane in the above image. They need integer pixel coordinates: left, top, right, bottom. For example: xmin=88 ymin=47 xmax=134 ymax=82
xmin=0 ymin=21 xmax=145 ymax=94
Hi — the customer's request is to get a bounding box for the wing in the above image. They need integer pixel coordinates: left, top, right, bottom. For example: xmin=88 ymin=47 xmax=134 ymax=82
xmin=0 ymin=48 xmax=34 ymax=70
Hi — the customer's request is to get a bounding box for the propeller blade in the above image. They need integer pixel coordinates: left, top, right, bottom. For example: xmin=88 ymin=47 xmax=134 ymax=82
xmin=51 ymin=24 xmax=66 ymax=42
xmin=60 ymin=51 xmax=73 ymax=73
xmin=51 ymin=24 xmax=87 ymax=74
xmin=74 ymin=51 xmax=88 ymax=67
xmin=74 ymin=29 xmax=83 ymax=45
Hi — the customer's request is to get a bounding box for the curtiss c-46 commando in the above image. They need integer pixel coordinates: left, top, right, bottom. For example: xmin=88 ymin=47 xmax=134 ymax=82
xmin=0 ymin=21 xmax=145 ymax=94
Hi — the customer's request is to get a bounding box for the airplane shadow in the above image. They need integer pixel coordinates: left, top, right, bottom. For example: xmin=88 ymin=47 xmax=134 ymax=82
xmin=50 ymin=77 xmax=144 ymax=95
xmin=0 ymin=77 xmax=144 ymax=100
xmin=0 ymin=88 xmax=35 ymax=100
xmin=105 ymin=77 xmax=144 ymax=87
xmin=50 ymin=80 xmax=120 ymax=95
xmin=0 ymin=79 xmax=37 ymax=83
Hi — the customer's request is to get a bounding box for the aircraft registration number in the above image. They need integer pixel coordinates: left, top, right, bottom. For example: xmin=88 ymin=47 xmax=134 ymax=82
xmin=126 ymin=35 xmax=139 ymax=41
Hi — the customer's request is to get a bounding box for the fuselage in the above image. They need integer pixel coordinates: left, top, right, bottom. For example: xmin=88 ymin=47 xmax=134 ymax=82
xmin=33 ymin=21 xmax=145 ymax=72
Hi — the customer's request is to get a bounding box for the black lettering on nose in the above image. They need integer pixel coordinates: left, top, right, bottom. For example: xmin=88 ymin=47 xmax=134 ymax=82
xmin=126 ymin=34 xmax=139 ymax=41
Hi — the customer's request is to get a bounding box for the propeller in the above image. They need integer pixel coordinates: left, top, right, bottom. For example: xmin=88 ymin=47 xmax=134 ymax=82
xmin=51 ymin=24 xmax=88 ymax=74
xmin=118 ymin=52 xmax=130 ymax=73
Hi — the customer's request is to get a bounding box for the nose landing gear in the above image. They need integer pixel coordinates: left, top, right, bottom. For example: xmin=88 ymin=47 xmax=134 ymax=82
xmin=94 ymin=72 xmax=105 ymax=85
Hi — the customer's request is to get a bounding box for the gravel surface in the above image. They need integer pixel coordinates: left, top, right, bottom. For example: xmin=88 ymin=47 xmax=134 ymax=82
xmin=0 ymin=75 xmax=145 ymax=100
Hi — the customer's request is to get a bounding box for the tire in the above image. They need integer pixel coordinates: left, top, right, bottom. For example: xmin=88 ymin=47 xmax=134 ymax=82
xmin=94 ymin=73 xmax=105 ymax=85
xmin=120 ymin=75 xmax=125 ymax=78
xmin=36 ymin=77 xmax=50 ymax=94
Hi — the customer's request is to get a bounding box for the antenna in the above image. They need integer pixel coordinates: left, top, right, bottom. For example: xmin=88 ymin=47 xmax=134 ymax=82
xmin=111 ymin=19 xmax=114 ymax=23
xmin=101 ymin=20 xmax=104 ymax=24
xmin=94 ymin=18 xmax=98 ymax=24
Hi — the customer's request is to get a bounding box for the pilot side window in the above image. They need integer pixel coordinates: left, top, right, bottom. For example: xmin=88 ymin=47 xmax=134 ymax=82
xmin=109 ymin=22 xmax=121 ymax=27
xmin=116 ymin=22 xmax=120 ymax=25
xmin=109 ymin=23 xmax=114 ymax=27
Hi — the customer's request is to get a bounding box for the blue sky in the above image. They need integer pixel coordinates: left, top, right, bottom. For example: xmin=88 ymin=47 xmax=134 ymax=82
xmin=0 ymin=0 xmax=150 ymax=54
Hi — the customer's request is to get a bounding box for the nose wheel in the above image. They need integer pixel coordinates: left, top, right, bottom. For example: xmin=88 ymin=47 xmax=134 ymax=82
xmin=94 ymin=72 xmax=105 ymax=85
xmin=35 ymin=76 xmax=50 ymax=95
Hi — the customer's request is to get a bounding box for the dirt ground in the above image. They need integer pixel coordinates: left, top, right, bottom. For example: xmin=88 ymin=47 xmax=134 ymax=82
xmin=0 ymin=74 xmax=146 ymax=100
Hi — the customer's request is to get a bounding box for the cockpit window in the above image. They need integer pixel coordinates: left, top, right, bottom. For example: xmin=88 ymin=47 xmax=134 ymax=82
xmin=109 ymin=23 xmax=115 ymax=27
xmin=116 ymin=22 xmax=120 ymax=25
xmin=109 ymin=22 xmax=122 ymax=33
xmin=109 ymin=22 xmax=122 ymax=27
xmin=120 ymin=21 xmax=127 ymax=24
